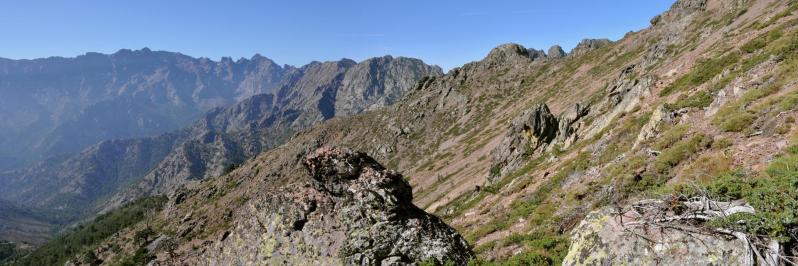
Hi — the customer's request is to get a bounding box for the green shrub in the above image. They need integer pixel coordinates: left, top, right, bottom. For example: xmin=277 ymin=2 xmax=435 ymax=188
xmin=667 ymin=91 xmax=713 ymax=110
xmin=660 ymin=53 xmax=740 ymax=96
xmin=741 ymin=37 xmax=767 ymax=53
xmin=712 ymin=137 xmax=734 ymax=149
xmin=712 ymin=84 xmax=780 ymax=132
xmin=0 ymin=242 xmax=15 ymax=261
xmin=705 ymin=153 xmax=798 ymax=242
xmin=718 ymin=111 xmax=756 ymax=132
xmin=655 ymin=133 xmax=712 ymax=173
xmin=779 ymin=93 xmax=798 ymax=111
xmin=653 ymin=125 xmax=689 ymax=150
xmin=502 ymin=252 xmax=553 ymax=266
xmin=680 ymin=152 xmax=733 ymax=183
xmin=117 ymin=247 xmax=154 ymax=266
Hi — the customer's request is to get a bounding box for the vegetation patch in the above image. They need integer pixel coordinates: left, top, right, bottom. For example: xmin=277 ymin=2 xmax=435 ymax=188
xmin=0 ymin=242 xmax=14 ymax=262
xmin=679 ymin=152 xmax=734 ymax=183
xmin=3 ymin=196 xmax=167 ymax=266
xmin=712 ymin=82 xmax=780 ymax=132
xmin=654 ymin=133 xmax=712 ymax=174
xmin=666 ymin=91 xmax=713 ymax=110
xmin=685 ymin=149 xmax=798 ymax=243
xmin=660 ymin=53 xmax=740 ymax=96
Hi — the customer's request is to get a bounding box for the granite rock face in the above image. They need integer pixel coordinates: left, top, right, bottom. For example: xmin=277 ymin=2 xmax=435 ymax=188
xmin=488 ymin=104 xmax=558 ymax=182
xmin=488 ymin=103 xmax=589 ymax=183
xmin=184 ymin=148 xmax=473 ymax=265
xmin=335 ymin=56 xmax=443 ymax=117
xmin=547 ymin=45 xmax=567 ymax=59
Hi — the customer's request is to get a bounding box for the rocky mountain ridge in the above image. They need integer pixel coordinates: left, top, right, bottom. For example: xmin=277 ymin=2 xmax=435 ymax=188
xmin=0 ymin=50 xmax=287 ymax=170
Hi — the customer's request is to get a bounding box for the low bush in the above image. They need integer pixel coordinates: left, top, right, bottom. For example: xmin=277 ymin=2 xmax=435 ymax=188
xmin=660 ymin=53 xmax=740 ymax=96
xmin=666 ymin=91 xmax=714 ymax=110
xmin=655 ymin=133 xmax=712 ymax=174
xmin=705 ymin=152 xmax=798 ymax=242
xmin=653 ymin=125 xmax=689 ymax=150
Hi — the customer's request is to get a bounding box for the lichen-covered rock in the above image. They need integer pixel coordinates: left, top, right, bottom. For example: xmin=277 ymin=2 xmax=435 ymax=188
xmin=185 ymin=148 xmax=473 ymax=265
xmin=562 ymin=198 xmax=780 ymax=266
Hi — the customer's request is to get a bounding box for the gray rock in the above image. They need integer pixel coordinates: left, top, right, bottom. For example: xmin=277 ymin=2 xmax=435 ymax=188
xmin=483 ymin=43 xmax=534 ymax=67
xmin=569 ymin=39 xmax=613 ymax=57
xmin=488 ymin=102 xmax=591 ymax=183
xmin=188 ymin=148 xmax=473 ymax=265
xmin=527 ymin=48 xmax=547 ymax=61
xmin=547 ymin=45 xmax=567 ymax=59
xmin=488 ymin=104 xmax=559 ymax=182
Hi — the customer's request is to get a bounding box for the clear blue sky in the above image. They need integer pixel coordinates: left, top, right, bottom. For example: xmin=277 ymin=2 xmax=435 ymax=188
xmin=0 ymin=1 xmax=674 ymax=70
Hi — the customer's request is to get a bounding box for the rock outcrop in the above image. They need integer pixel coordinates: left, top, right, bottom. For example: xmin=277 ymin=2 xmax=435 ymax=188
xmin=489 ymin=103 xmax=589 ymax=182
xmin=483 ymin=43 xmax=536 ymax=67
xmin=335 ymin=56 xmax=443 ymax=117
xmin=569 ymin=39 xmax=613 ymax=57
xmin=583 ymin=65 xmax=654 ymax=139
xmin=547 ymin=45 xmax=567 ymax=59
xmin=186 ymin=148 xmax=473 ymax=265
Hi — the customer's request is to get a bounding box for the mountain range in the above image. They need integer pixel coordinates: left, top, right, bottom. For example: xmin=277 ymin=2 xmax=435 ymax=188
xmin=0 ymin=53 xmax=441 ymax=245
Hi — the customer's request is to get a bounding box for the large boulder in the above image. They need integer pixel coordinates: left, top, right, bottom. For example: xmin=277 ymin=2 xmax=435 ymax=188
xmin=190 ymin=148 xmax=474 ymax=265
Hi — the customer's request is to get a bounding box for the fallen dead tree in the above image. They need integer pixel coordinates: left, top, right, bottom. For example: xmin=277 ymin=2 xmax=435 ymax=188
xmin=616 ymin=195 xmax=786 ymax=266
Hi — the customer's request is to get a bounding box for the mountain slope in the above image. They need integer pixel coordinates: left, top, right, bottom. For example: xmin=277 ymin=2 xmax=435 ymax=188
xmin=0 ymin=200 xmax=55 ymax=248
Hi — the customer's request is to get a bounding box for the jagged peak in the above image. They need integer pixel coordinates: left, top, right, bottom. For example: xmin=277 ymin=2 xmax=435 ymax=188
xmin=486 ymin=43 xmax=530 ymax=59
xmin=527 ymin=48 xmax=547 ymax=60
xmin=673 ymin=0 xmax=708 ymax=12
xmin=569 ymin=38 xmax=613 ymax=57
xmin=548 ymin=45 xmax=567 ymax=59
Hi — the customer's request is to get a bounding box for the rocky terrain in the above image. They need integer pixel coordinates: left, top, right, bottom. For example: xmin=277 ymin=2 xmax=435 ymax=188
xmin=6 ymin=0 xmax=798 ymax=265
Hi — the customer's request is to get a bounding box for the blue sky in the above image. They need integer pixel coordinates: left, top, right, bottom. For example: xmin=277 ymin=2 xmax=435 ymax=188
xmin=0 ymin=1 xmax=674 ymax=70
